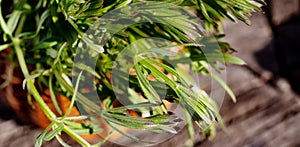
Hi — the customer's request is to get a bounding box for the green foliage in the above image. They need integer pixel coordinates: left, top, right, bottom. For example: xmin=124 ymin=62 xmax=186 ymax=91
xmin=0 ymin=0 xmax=262 ymax=146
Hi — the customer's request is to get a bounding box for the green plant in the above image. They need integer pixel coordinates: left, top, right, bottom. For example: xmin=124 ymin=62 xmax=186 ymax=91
xmin=0 ymin=0 xmax=263 ymax=146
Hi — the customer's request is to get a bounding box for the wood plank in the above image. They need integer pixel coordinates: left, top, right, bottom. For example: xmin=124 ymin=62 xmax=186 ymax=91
xmin=245 ymin=111 xmax=300 ymax=147
xmin=197 ymin=85 xmax=300 ymax=147
xmin=271 ymin=0 xmax=300 ymax=25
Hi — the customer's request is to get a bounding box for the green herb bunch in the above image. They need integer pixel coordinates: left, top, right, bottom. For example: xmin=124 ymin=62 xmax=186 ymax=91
xmin=0 ymin=0 xmax=263 ymax=146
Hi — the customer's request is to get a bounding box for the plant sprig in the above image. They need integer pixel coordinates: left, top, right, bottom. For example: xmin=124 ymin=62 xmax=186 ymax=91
xmin=0 ymin=0 xmax=263 ymax=146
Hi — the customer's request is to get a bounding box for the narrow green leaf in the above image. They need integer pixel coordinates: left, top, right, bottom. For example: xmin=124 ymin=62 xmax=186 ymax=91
xmin=223 ymin=53 xmax=246 ymax=65
xmin=147 ymin=114 xmax=169 ymax=124
xmin=200 ymin=61 xmax=236 ymax=102
xmin=105 ymin=121 xmax=150 ymax=143
xmin=63 ymin=71 xmax=83 ymax=118
xmin=49 ymin=75 xmax=63 ymax=115
xmin=73 ymin=63 xmax=101 ymax=79
xmin=144 ymin=58 xmax=189 ymax=87
xmin=34 ymin=122 xmax=55 ymax=147
xmin=196 ymin=0 xmax=214 ymax=22
xmin=44 ymin=123 xmax=64 ymax=141
xmin=140 ymin=59 xmax=176 ymax=88
xmin=107 ymin=102 xmax=160 ymax=113
xmin=211 ymin=71 xmax=236 ymax=102
xmin=0 ymin=43 xmax=11 ymax=51
xmin=7 ymin=10 xmax=22 ymax=34
xmin=115 ymin=0 xmax=132 ymax=9
xmin=71 ymin=128 xmax=102 ymax=135
xmin=0 ymin=3 xmax=12 ymax=36
xmin=135 ymin=63 xmax=162 ymax=104
xmin=184 ymin=110 xmax=195 ymax=147
xmin=37 ymin=41 xmax=58 ymax=49
xmin=35 ymin=10 xmax=50 ymax=36
xmin=82 ymin=36 xmax=105 ymax=53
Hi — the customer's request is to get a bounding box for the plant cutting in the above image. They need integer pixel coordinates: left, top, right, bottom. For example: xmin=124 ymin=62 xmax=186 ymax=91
xmin=0 ymin=0 xmax=264 ymax=146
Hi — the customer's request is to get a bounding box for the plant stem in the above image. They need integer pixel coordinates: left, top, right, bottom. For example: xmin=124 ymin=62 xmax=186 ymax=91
xmin=53 ymin=70 xmax=104 ymax=114
xmin=14 ymin=40 xmax=92 ymax=145
xmin=15 ymin=15 xmax=26 ymax=36
xmin=13 ymin=39 xmax=56 ymax=119
xmin=63 ymin=126 xmax=90 ymax=147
